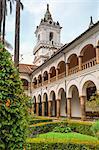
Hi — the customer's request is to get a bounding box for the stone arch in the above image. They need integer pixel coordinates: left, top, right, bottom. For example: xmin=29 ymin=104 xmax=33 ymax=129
xmin=33 ymin=96 xmax=36 ymax=114
xmin=67 ymin=80 xmax=79 ymax=98
xmin=67 ymin=54 xmax=78 ymax=69
xmin=33 ymin=77 xmax=37 ymax=88
xmin=20 ymin=76 xmax=30 ymax=82
xmin=21 ymin=79 xmax=28 ymax=90
xmin=57 ymin=61 xmax=65 ymax=75
xmin=80 ymin=44 xmax=96 ymax=63
xmin=38 ymin=74 xmax=42 ymax=84
xmin=67 ymin=54 xmax=78 ymax=75
xmin=38 ymin=94 xmax=42 ymax=116
xmin=43 ymin=93 xmax=48 ymax=116
xmin=82 ymin=80 xmax=96 ymax=100
xmin=68 ymin=85 xmax=81 ymax=117
xmin=43 ymin=71 xmax=48 ymax=81
xmin=81 ymin=80 xmax=97 ymax=113
xmin=80 ymin=74 xmax=98 ymax=96
xmin=58 ymin=88 xmax=66 ymax=116
xmin=49 ymin=91 xmax=57 ymax=116
xmin=49 ymin=66 xmax=56 ymax=78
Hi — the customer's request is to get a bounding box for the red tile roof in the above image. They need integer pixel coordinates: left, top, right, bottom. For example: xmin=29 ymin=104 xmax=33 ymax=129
xmin=19 ymin=64 xmax=37 ymax=74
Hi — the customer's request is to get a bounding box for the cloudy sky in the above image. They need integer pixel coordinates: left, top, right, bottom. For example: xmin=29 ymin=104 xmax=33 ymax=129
xmin=5 ymin=0 xmax=99 ymax=64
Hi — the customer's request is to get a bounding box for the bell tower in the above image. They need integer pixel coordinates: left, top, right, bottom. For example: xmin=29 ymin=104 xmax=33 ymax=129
xmin=33 ymin=4 xmax=63 ymax=66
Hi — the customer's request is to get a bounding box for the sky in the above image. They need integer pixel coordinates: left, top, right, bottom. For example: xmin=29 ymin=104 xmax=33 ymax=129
xmin=5 ymin=0 xmax=99 ymax=64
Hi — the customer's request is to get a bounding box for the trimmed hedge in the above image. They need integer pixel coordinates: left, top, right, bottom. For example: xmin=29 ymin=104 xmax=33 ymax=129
xmin=26 ymin=138 xmax=99 ymax=150
xmin=29 ymin=121 xmax=64 ymax=137
xmin=66 ymin=120 xmax=93 ymax=135
xmin=30 ymin=118 xmax=53 ymax=125
xmin=29 ymin=120 xmax=93 ymax=137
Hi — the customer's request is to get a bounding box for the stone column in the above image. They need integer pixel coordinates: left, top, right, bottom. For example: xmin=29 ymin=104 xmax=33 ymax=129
xmin=36 ymin=103 xmax=39 ymax=116
xmin=48 ymin=73 xmax=50 ymax=83
xmin=42 ymin=102 xmax=45 ymax=116
xmin=56 ymin=99 xmax=60 ymax=118
xmin=42 ymin=76 xmax=44 ymax=85
xmin=56 ymin=68 xmax=59 ymax=80
xmin=78 ymin=56 xmax=83 ymax=71
xmin=66 ymin=63 xmax=69 ymax=76
xmin=48 ymin=101 xmax=52 ymax=117
xmin=96 ymin=41 xmax=99 ymax=64
xmin=67 ymin=98 xmax=71 ymax=118
xmin=80 ymin=96 xmax=86 ymax=120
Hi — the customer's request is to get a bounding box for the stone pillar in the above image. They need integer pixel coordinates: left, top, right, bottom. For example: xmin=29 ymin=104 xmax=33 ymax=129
xmin=48 ymin=101 xmax=52 ymax=117
xmin=56 ymin=99 xmax=60 ymax=118
xmin=78 ymin=56 xmax=83 ymax=71
xmin=80 ymin=96 xmax=86 ymax=120
xmin=42 ymin=76 xmax=44 ymax=85
xmin=56 ymin=68 xmax=59 ymax=80
xmin=48 ymin=73 xmax=50 ymax=83
xmin=96 ymin=41 xmax=99 ymax=64
xmin=66 ymin=63 xmax=69 ymax=76
xmin=37 ymin=79 xmax=39 ymax=88
xmin=42 ymin=102 xmax=45 ymax=116
xmin=36 ymin=103 xmax=39 ymax=116
xmin=67 ymin=98 xmax=71 ymax=118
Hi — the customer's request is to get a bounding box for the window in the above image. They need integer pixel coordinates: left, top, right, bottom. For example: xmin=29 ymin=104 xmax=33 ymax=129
xmin=49 ymin=32 xmax=53 ymax=41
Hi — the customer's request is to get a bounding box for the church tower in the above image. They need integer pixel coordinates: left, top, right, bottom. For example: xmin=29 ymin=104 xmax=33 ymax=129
xmin=33 ymin=4 xmax=63 ymax=66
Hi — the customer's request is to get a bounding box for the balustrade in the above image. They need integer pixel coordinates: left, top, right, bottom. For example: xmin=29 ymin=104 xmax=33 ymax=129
xmin=32 ymin=57 xmax=97 ymax=89
xmin=50 ymin=76 xmax=56 ymax=82
xmin=82 ymin=57 xmax=96 ymax=70
xmin=58 ymin=72 xmax=65 ymax=79
xmin=68 ymin=66 xmax=79 ymax=75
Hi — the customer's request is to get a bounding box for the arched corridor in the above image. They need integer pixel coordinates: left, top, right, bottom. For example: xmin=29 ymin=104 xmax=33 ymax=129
xmin=82 ymin=80 xmax=96 ymax=112
xmin=50 ymin=91 xmax=57 ymax=117
xmin=43 ymin=93 xmax=48 ymax=116
xmin=69 ymin=85 xmax=81 ymax=118
xmin=58 ymin=88 xmax=66 ymax=116
xmin=33 ymin=96 xmax=36 ymax=115
xmin=38 ymin=95 xmax=42 ymax=116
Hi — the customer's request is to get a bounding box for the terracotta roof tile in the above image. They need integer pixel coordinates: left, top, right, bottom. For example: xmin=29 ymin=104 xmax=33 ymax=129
xmin=19 ymin=64 xmax=37 ymax=74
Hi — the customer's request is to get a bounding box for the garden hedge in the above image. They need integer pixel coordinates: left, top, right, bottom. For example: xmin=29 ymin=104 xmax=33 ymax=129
xmin=29 ymin=120 xmax=93 ymax=137
xmin=26 ymin=138 xmax=99 ymax=150
xmin=30 ymin=118 xmax=53 ymax=125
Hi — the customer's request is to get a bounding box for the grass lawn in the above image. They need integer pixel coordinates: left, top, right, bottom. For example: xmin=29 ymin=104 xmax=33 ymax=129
xmin=37 ymin=132 xmax=98 ymax=142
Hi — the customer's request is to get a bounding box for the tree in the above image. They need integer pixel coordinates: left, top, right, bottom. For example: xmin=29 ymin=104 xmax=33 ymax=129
xmin=3 ymin=0 xmax=14 ymax=44
xmin=86 ymin=93 xmax=99 ymax=112
xmin=14 ymin=0 xmax=23 ymax=69
xmin=0 ymin=44 xmax=29 ymax=150
xmin=0 ymin=0 xmax=14 ymax=44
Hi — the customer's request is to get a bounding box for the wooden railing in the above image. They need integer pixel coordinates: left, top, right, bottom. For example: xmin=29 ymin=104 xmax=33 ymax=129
xmin=82 ymin=57 xmax=96 ymax=70
xmin=68 ymin=66 xmax=79 ymax=75
xmin=33 ymin=84 xmax=37 ymax=89
xmin=43 ymin=80 xmax=48 ymax=85
xmin=50 ymin=76 xmax=56 ymax=82
xmin=58 ymin=72 xmax=65 ymax=79
xmin=38 ymin=83 xmax=42 ymax=87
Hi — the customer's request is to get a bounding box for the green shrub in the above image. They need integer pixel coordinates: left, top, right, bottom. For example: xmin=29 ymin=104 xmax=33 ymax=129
xmin=29 ymin=121 xmax=67 ymax=137
xmin=29 ymin=120 xmax=94 ymax=137
xmin=66 ymin=120 xmax=93 ymax=136
xmin=30 ymin=118 xmax=53 ymax=125
xmin=53 ymin=126 xmax=71 ymax=133
xmin=26 ymin=137 xmax=99 ymax=150
xmin=91 ymin=120 xmax=99 ymax=139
